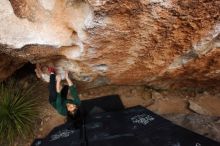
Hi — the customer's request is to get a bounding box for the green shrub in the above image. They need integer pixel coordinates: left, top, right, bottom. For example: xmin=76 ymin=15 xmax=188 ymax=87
xmin=0 ymin=80 xmax=40 ymax=145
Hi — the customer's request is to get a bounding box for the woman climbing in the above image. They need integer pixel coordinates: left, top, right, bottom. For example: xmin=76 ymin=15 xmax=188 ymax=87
xmin=35 ymin=64 xmax=81 ymax=127
xmin=49 ymin=69 xmax=81 ymax=115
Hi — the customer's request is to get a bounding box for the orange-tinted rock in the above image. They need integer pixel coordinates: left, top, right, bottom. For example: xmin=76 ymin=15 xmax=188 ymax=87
xmin=0 ymin=0 xmax=219 ymax=88
xmin=0 ymin=53 xmax=25 ymax=81
xmin=189 ymin=93 xmax=220 ymax=116
xmin=148 ymin=97 xmax=190 ymax=114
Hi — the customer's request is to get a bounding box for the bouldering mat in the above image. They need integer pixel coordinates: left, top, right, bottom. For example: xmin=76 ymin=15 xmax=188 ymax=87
xmin=32 ymin=95 xmax=220 ymax=146
xmin=32 ymin=122 xmax=81 ymax=146
xmin=81 ymin=94 xmax=125 ymax=117
xmin=85 ymin=106 xmax=220 ymax=146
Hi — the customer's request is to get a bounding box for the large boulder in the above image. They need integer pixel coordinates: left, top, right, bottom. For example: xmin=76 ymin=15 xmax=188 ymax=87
xmin=0 ymin=0 xmax=219 ymax=88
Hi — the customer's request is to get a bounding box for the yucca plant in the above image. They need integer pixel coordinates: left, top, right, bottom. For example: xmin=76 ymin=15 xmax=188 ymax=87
xmin=0 ymin=80 xmax=40 ymax=145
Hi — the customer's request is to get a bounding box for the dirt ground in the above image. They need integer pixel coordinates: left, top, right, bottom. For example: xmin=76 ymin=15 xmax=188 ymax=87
xmin=14 ymin=75 xmax=220 ymax=146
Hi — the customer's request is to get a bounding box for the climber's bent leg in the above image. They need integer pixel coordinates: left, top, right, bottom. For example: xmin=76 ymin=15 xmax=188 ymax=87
xmin=49 ymin=73 xmax=57 ymax=103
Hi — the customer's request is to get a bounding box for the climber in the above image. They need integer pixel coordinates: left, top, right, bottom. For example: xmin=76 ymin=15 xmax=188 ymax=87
xmin=35 ymin=64 xmax=81 ymax=127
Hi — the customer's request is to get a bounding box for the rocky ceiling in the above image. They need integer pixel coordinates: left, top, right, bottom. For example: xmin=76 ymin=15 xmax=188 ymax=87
xmin=0 ymin=0 xmax=219 ymax=89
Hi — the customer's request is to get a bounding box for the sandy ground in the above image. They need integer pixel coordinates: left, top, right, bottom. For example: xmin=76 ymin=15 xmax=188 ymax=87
xmin=13 ymin=76 xmax=220 ymax=146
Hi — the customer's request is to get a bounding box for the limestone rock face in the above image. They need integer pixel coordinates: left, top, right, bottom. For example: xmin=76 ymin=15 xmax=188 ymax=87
xmin=0 ymin=52 xmax=25 ymax=80
xmin=0 ymin=0 xmax=219 ymax=88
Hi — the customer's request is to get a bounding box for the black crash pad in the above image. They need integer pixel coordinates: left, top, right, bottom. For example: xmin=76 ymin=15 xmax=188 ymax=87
xmin=81 ymin=94 xmax=125 ymax=116
xmin=85 ymin=106 xmax=220 ymax=146
xmin=32 ymin=95 xmax=220 ymax=146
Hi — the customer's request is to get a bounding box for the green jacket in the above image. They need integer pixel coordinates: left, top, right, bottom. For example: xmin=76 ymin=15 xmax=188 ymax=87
xmin=51 ymin=85 xmax=81 ymax=116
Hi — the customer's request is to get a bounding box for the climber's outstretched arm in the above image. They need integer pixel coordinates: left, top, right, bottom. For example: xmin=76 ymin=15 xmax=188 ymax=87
xmin=65 ymin=71 xmax=73 ymax=86
xmin=56 ymin=74 xmax=62 ymax=93
xmin=65 ymin=71 xmax=81 ymax=105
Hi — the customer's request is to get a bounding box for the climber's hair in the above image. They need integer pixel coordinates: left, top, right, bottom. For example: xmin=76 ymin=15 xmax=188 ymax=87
xmin=67 ymin=111 xmax=75 ymax=121
xmin=66 ymin=108 xmax=82 ymax=129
